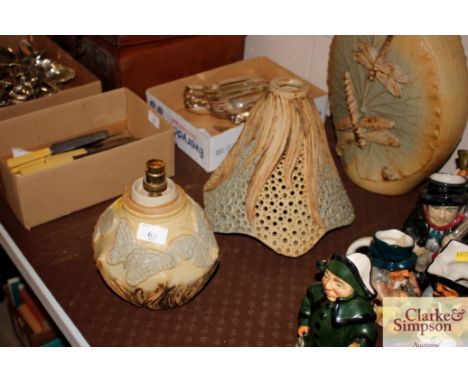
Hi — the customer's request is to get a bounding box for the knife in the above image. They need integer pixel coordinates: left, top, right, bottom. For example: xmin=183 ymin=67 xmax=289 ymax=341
xmin=7 ymin=130 xmax=110 ymax=169
xmin=73 ymin=137 xmax=137 ymax=159
xmin=13 ymin=136 xmax=137 ymax=175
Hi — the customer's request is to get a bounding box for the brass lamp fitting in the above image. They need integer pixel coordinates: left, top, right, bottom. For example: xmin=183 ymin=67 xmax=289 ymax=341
xmin=143 ymin=159 xmax=167 ymax=196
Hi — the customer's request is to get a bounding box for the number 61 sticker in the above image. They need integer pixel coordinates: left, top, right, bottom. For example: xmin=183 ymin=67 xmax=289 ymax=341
xmin=136 ymin=223 xmax=168 ymax=245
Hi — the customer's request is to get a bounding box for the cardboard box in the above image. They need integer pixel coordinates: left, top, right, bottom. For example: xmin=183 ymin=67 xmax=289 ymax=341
xmin=0 ymin=88 xmax=174 ymax=229
xmin=2 ymin=283 xmax=58 ymax=346
xmin=0 ymin=35 xmax=101 ymax=122
xmin=146 ymin=56 xmax=328 ymax=172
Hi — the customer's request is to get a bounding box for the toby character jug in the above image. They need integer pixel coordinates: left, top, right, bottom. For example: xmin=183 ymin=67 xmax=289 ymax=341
xmin=346 ymin=228 xmax=421 ymax=325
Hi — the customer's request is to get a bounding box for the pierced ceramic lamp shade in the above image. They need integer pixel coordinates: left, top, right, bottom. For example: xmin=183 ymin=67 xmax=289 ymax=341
xmin=328 ymin=35 xmax=468 ymax=195
xmin=93 ymin=159 xmax=219 ymax=310
xmin=204 ymin=77 xmax=354 ymax=257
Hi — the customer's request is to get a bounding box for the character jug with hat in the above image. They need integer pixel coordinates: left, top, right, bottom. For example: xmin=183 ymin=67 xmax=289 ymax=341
xmin=346 ymin=229 xmax=421 ymax=326
xmin=425 ymin=239 xmax=468 ymax=297
xmin=403 ymin=172 xmax=468 ymax=287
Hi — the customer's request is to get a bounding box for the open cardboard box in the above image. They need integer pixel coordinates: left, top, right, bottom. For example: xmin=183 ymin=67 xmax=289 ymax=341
xmin=146 ymin=56 xmax=328 ymax=172
xmin=2 ymin=283 xmax=57 ymax=346
xmin=0 ymin=88 xmax=174 ymax=229
xmin=0 ymin=35 xmax=101 ymax=122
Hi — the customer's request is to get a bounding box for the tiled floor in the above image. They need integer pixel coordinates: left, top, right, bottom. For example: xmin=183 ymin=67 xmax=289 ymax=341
xmin=0 ymin=300 xmax=22 ymax=346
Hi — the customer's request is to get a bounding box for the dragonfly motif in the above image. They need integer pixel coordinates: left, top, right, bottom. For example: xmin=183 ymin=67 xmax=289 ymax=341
xmin=352 ymin=36 xmax=408 ymax=98
xmin=335 ymin=114 xmax=400 ymax=155
xmin=336 ymin=71 xmax=400 ymax=155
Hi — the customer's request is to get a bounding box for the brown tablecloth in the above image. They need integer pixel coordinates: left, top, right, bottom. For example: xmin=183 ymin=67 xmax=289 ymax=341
xmin=0 ymin=119 xmax=424 ymax=346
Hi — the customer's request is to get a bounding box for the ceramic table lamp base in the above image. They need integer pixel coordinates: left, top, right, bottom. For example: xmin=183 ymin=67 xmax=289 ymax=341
xmin=93 ymin=160 xmax=219 ymax=310
xmin=204 ymin=77 xmax=354 ymax=257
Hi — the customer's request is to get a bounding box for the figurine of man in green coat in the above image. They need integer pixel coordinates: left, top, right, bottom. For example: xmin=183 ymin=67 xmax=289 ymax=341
xmin=297 ymin=253 xmax=377 ymax=347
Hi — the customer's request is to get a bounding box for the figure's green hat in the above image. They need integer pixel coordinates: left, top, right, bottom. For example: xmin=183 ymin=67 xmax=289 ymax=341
xmin=318 ymin=253 xmax=376 ymax=299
